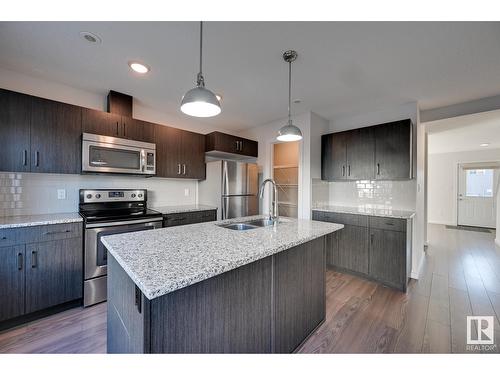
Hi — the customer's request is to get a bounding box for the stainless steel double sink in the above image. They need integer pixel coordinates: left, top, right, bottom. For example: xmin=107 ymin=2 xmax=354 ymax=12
xmin=217 ymin=218 xmax=277 ymax=231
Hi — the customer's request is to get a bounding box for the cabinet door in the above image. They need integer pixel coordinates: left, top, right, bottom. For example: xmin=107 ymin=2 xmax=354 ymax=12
xmin=31 ymin=98 xmax=82 ymax=174
xmin=321 ymin=132 xmax=347 ymax=180
xmin=0 ymin=245 xmax=25 ymax=322
xmin=346 ymin=127 xmax=375 ymax=180
xmin=239 ymin=138 xmax=258 ymax=157
xmin=369 ymin=228 xmax=406 ymax=289
xmin=122 ymin=118 xmax=155 ymax=143
xmin=0 ymin=90 xmax=31 ymax=172
xmin=325 ymin=232 xmax=339 ymax=267
xmin=181 ymin=130 xmax=205 ymax=179
xmin=338 ymin=224 xmax=369 ymax=274
xmin=155 ymin=125 xmax=183 ymax=178
xmin=25 ymin=237 xmax=83 ymax=314
xmin=374 ymin=120 xmax=412 ymax=179
xmin=82 ymin=108 xmax=121 ymax=138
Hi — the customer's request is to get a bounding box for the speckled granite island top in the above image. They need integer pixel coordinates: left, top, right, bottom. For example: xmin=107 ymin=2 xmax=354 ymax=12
xmin=101 ymin=215 xmax=343 ymax=300
xmin=313 ymin=204 xmax=415 ymax=219
xmin=0 ymin=212 xmax=83 ymax=229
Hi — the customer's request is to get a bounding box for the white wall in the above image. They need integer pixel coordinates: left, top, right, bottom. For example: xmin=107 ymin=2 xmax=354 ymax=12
xmin=427 ymin=148 xmax=500 ymax=225
xmin=0 ymin=67 xmax=226 ymax=216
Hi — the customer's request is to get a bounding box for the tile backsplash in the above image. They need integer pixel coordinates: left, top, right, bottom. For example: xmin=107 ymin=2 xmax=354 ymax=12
xmin=0 ymin=172 xmax=197 ymax=217
xmin=312 ymin=178 xmax=416 ymax=210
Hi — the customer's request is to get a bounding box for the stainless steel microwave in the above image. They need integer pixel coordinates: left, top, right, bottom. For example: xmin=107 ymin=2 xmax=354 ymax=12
xmin=82 ymin=133 xmax=156 ymax=175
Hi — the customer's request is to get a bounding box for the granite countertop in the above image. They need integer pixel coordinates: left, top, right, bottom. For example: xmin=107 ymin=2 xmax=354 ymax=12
xmin=312 ymin=204 xmax=415 ymax=219
xmin=0 ymin=212 xmax=83 ymax=229
xmin=102 ymin=215 xmax=343 ymax=300
xmin=152 ymin=204 xmax=218 ymax=215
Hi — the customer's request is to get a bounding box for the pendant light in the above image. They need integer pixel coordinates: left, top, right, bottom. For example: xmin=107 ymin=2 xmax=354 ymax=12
xmin=181 ymin=21 xmax=221 ymax=117
xmin=277 ymin=50 xmax=303 ymax=142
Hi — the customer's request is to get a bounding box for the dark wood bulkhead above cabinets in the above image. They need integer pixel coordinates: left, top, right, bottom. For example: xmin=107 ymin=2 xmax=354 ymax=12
xmin=205 ymin=131 xmax=258 ymax=158
xmin=321 ymin=119 xmax=414 ymax=181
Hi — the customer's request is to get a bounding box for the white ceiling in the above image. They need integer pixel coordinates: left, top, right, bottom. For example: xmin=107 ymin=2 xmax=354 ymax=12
xmin=428 ymin=109 xmax=500 ymax=154
xmin=1 ymin=22 xmax=500 ymax=131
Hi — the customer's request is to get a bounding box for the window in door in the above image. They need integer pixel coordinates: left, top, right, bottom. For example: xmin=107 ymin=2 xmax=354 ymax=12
xmin=465 ymin=169 xmax=494 ymax=197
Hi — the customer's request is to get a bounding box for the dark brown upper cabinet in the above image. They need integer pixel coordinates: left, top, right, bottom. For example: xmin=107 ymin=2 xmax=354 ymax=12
xmin=82 ymin=108 xmax=122 ymax=138
xmin=374 ymin=119 xmax=413 ymax=180
xmin=0 ymin=89 xmax=31 ymax=173
xmin=121 ymin=118 xmax=155 ymax=143
xmin=206 ymin=132 xmax=258 ymax=158
xmin=82 ymin=109 xmax=154 ymax=143
xmin=30 ymin=97 xmax=82 ymax=174
xmin=155 ymin=125 xmax=205 ymax=180
xmin=321 ymin=119 xmax=413 ymax=181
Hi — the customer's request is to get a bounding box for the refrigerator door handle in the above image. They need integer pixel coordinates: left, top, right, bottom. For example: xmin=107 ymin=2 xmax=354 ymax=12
xmin=222 ymin=161 xmax=229 ymax=196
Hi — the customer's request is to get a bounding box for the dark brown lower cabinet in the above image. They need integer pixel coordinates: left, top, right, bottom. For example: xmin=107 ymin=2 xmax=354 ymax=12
xmin=106 ymin=235 xmax=327 ymax=353
xmin=337 ymin=224 xmax=369 ymax=274
xmin=25 ymin=237 xmax=83 ymax=314
xmin=163 ymin=210 xmax=217 ymax=228
xmin=0 ymin=245 xmax=25 ymax=322
xmin=0 ymin=223 xmax=83 ymax=326
xmin=313 ymin=210 xmax=411 ymax=291
xmin=369 ymin=228 xmax=407 ymax=289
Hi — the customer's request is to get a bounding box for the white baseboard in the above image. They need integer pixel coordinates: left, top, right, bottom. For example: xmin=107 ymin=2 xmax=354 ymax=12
xmin=410 ymin=254 xmax=425 ymax=280
xmin=427 ymin=220 xmax=455 ymax=226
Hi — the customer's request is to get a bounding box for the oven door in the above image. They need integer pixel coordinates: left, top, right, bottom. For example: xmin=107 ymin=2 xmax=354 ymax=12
xmin=82 ymin=138 xmax=155 ymax=175
xmin=84 ymin=218 xmax=163 ymax=279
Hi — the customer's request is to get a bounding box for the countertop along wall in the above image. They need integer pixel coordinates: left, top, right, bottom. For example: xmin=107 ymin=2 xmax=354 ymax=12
xmin=0 ymin=67 xmax=230 ymax=217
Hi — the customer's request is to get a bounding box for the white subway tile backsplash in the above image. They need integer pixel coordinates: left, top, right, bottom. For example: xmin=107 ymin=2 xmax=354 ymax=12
xmin=312 ymin=178 xmax=416 ymax=211
xmin=0 ymin=172 xmax=198 ymax=217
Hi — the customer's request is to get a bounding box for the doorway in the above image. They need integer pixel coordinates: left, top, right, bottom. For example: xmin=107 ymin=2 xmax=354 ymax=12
xmin=272 ymin=141 xmax=299 ymax=218
xmin=457 ymin=164 xmax=498 ymax=228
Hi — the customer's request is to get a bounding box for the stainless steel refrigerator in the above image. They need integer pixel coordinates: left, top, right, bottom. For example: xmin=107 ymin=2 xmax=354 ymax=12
xmin=199 ymin=160 xmax=259 ymax=220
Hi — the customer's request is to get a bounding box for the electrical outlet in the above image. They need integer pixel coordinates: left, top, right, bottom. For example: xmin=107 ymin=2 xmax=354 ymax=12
xmin=57 ymin=189 xmax=66 ymax=200
xmin=184 ymin=188 xmax=189 ymax=197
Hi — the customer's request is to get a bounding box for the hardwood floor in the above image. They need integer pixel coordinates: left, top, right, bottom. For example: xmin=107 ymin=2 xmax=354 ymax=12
xmin=0 ymin=224 xmax=499 ymax=354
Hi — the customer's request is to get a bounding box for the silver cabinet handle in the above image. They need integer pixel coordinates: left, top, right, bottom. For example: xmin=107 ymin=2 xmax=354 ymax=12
xmin=177 ymin=164 xmax=181 ymax=175
xmin=123 ymin=122 xmax=126 ymax=137
xmin=342 ymin=166 xmax=345 ymax=177
xmin=235 ymin=141 xmax=239 ymax=151
xmin=31 ymin=250 xmax=38 ymax=268
xmin=348 ymin=165 xmax=351 ymax=176
xmin=35 ymin=151 xmax=40 ymax=167
xmin=377 ymin=163 xmax=380 ymax=175
xmin=370 ymin=233 xmax=374 ymax=245
xmin=22 ymin=150 xmax=27 ymax=166
xmin=182 ymin=164 xmax=186 ymax=175
xmin=44 ymin=229 xmax=72 ymax=235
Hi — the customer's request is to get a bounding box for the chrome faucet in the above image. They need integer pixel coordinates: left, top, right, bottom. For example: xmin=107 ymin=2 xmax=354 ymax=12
xmin=259 ymin=178 xmax=279 ymax=222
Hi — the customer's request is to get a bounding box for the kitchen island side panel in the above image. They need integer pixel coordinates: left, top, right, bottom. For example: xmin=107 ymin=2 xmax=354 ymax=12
xmin=149 ymin=256 xmax=273 ymax=353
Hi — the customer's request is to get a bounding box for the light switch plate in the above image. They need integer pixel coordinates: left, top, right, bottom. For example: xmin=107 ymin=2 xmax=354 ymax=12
xmin=57 ymin=189 xmax=66 ymax=200
xmin=184 ymin=188 xmax=189 ymax=197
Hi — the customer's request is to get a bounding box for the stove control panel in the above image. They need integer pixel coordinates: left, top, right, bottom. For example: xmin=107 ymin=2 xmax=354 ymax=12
xmin=80 ymin=189 xmax=147 ymax=203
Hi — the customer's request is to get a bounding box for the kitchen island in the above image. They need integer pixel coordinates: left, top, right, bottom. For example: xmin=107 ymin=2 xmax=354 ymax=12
xmin=101 ymin=215 xmax=343 ymax=353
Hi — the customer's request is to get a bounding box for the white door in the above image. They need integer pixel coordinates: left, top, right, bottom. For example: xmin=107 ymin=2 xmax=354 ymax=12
xmin=458 ymin=166 xmax=497 ymax=228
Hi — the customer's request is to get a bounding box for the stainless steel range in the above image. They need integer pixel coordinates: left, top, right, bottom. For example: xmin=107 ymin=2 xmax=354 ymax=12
xmin=79 ymin=189 xmax=163 ymax=307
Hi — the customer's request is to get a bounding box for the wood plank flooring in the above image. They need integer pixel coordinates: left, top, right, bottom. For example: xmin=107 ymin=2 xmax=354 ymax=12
xmin=0 ymin=224 xmax=499 ymax=354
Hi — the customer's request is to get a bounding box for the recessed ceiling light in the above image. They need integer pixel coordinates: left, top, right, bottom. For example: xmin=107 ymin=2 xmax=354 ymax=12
xmin=80 ymin=31 xmax=102 ymax=44
xmin=480 ymin=143 xmax=490 ymax=147
xmin=128 ymin=61 xmax=150 ymax=74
